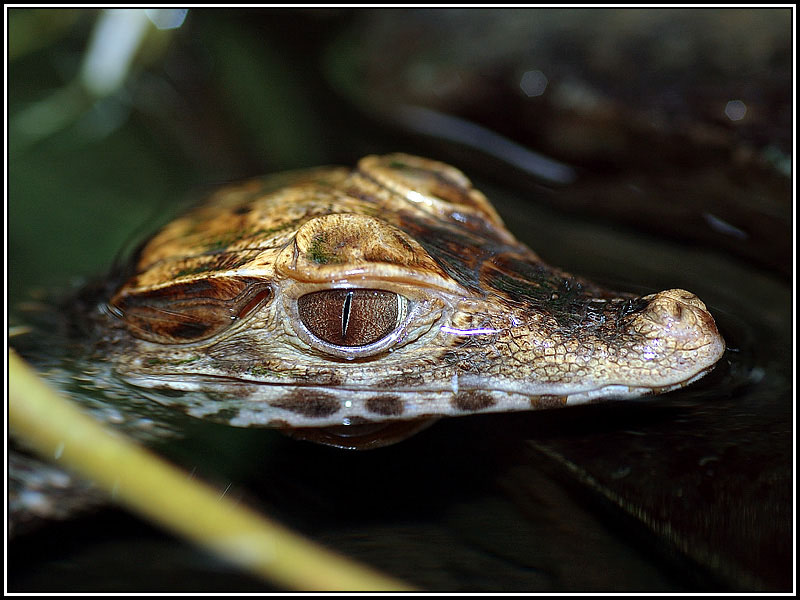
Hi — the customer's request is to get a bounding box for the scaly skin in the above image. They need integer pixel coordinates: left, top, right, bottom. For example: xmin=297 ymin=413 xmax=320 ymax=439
xmin=97 ymin=154 xmax=725 ymax=447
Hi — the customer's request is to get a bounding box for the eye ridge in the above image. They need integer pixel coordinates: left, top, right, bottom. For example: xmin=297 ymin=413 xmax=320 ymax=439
xmin=297 ymin=288 xmax=402 ymax=348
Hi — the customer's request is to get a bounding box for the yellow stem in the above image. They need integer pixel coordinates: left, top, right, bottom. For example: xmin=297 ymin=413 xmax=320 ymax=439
xmin=9 ymin=348 xmax=414 ymax=591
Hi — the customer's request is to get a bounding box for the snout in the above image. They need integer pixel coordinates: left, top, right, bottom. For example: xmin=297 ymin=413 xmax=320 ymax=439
xmin=627 ymin=288 xmax=726 ymax=385
xmin=638 ymin=289 xmax=722 ymax=349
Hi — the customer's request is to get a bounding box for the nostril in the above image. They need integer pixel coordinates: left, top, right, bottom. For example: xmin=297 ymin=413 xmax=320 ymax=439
xmin=642 ymin=290 xmax=710 ymax=326
xmin=642 ymin=292 xmax=695 ymax=329
xmin=637 ymin=289 xmax=722 ymax=347
xmin=670 ymin=302 xmax=684 ymax=320
xmin=661 ymin=288 xmax=707 ymax=311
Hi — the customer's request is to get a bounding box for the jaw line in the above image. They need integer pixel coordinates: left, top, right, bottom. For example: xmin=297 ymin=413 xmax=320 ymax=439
xmin=122 ymin=363 xmax=720 ymax=401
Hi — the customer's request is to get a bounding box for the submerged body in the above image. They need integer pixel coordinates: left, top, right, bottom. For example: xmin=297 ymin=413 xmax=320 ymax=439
xmin=90 ymin=154 xmax=724 ymax=448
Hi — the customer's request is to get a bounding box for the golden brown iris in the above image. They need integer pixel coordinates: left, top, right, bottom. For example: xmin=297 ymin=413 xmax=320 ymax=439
xmin=297 ymin=289 xmax=401 ymax=347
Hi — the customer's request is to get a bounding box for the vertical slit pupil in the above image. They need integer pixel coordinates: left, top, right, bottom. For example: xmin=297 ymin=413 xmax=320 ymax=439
xmin=342 ymin=290 xmax=353 ymax=339
xmin=297 ymin=289 xmax=401 ymax=348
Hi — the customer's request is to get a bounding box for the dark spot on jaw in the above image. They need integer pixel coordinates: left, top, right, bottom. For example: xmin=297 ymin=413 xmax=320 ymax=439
xmin=366 ymin=395 xmax=405 ymax=416
xmin=270 ymin=390 xmax=341 ymax=418
xmin=452 ymin=391 xmax=496 ymax=412
xmin=233 ymin=205 xmax=252 ymax=215
xmin=531 ymin=395 xmax=567 ymax=409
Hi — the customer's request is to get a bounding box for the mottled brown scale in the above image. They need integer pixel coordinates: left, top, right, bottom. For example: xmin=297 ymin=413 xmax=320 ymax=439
xmin=102 ymin=153 xmax=725 ymax=449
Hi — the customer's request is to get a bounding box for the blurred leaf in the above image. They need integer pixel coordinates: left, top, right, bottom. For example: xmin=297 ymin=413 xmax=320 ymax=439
xmin=201 ymin=17 xmax=326 ymax=170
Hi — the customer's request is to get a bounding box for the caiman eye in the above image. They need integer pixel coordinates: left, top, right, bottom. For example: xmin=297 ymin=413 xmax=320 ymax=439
xmin=110 ymin=277 xmax=271 ymax=344
xmin=297 ymin=289 xmax=403 ymax=347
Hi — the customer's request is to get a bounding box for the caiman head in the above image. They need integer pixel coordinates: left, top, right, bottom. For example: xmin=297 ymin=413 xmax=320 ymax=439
xmin=104 ymin=154 xmax=726 ymax=448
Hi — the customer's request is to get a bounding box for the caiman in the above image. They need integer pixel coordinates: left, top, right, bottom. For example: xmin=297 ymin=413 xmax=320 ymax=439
xmin=86 ymin=153 xmax=723 ymax=448
xmin=10 ymin=153 xmax=725 ymax=529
